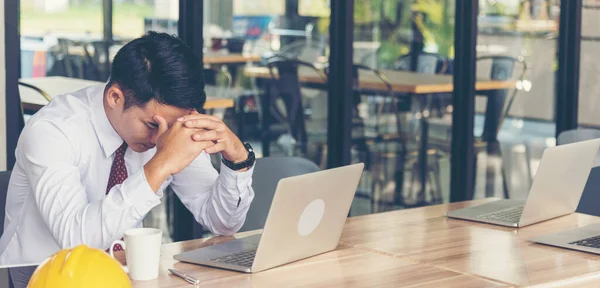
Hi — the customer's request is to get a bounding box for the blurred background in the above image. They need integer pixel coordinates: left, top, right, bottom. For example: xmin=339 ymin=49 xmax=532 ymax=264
xmin=12 ymin=0 xmax=597 ymax=243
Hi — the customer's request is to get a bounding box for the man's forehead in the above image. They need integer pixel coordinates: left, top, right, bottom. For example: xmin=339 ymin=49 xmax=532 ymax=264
xmin=142 ymin=101 xmax=194 ymax=119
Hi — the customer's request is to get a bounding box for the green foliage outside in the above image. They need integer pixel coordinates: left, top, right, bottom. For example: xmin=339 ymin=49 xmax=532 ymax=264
xmin=21 ymin=1 xmax=154 ymax=39
xmin=353 ymin=0 xmax=455 ymax=67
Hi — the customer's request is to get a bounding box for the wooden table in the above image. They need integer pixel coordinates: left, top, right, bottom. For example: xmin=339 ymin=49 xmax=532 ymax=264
xmin=340 ymin=198 xmax=600 ymax=287
xmin=120 ymin=199 xmax=600 ymax=287
xmin=18 ymin=77 xmax=235 ymax=113
xmin=204 ymin=53 xmax=261 ymax=65
xmin=67 ymin=46 xmax=260 ymax=66
xmin=119 ymin=229 xmax=506 ymax=287
xmin=244 ymin=66 xmax=515 ymax=94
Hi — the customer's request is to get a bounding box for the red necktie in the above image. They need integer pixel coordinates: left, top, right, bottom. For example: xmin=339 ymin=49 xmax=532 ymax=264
xmin=107 ymin=143 xmax=128 ymax=251
xmin=107 ymin=143 xmax=128 ymax=194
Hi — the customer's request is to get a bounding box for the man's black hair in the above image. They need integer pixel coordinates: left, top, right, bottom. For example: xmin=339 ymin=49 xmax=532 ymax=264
xmin=108 ymin=31 xmax=206 ymax=111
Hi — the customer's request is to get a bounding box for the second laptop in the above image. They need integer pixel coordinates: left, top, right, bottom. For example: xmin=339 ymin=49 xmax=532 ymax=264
xmin=446 ymin=138 xmax=600 ymax=228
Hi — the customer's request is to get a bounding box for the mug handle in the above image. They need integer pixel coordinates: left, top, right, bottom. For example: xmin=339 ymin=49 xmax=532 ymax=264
xmin=109 ymin=240 xmax=126 ymax=259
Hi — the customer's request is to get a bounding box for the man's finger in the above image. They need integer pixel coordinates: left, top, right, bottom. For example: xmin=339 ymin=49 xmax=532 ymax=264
xmin=153 ymin=115 xmax=169 ymax=138
xmin=178 ymin=114 xmax=221 ymax=123
xmin=204 ymin=141 xmax=227 ymax=154
xmin=196 ymin=140 xmax=215 ymax=151
xmin=191 ymin=130 xmax=221 ymax=142
xmin=182 ymin=118 xmax=222 ymax=130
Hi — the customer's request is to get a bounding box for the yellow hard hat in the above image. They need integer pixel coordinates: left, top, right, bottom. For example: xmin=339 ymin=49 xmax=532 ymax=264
xmin=27 ymin=244 xmax=131 ymax=288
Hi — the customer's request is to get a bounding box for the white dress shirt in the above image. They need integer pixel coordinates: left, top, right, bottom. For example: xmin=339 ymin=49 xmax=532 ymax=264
xmin=0 ymin=84 xmax=255 ymax=265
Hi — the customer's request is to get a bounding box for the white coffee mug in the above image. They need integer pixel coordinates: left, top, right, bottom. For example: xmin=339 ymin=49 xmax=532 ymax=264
xmin=110 ymin=228 xmax=162 ymax=281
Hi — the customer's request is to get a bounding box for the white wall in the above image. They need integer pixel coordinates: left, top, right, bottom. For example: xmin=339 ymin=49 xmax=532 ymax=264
xmin=0 ymin=0 xmax=6 ymax=171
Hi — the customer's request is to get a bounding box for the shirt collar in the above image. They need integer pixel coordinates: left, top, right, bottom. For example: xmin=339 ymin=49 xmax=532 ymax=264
xmin=90 ymin=84 xmax=124 ymax=158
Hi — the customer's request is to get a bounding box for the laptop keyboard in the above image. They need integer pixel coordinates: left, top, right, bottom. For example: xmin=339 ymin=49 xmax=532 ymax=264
xmin=210 ymin=249 xmax=257 ymax=267
xmin=570 ymin=235 xmax=600 ymax=249
xmin=476 ymin=206 xmax=524 ymax=223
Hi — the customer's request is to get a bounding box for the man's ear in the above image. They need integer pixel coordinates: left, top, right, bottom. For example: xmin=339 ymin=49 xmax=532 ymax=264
xmin=105 ymin=84 xmax=125 ymax=109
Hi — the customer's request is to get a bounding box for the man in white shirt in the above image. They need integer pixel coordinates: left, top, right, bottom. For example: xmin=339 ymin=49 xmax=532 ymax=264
xmin=0 ymin=32 xmax=256 ymax=265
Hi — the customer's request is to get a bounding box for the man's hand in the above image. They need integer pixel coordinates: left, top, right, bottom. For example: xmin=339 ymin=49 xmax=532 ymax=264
xmin=177 ymin=113 xmax=248 ymax=164
xmin=144 ymin=115 xmax=213 ymax=191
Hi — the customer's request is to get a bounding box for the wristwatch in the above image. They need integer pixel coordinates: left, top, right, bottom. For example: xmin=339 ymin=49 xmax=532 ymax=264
xmin=222 ymin=142 xmax=255 ymax=171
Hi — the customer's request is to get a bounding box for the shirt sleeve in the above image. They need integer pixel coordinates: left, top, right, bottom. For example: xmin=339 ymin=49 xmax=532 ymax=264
xmin=169 ymin=152 xmax=255 ymax=236
xmin=20 ymin=120 xmax=161 ymax=250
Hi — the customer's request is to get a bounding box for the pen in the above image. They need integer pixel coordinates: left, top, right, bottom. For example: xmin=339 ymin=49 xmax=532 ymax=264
xmin=168 ymin=268 xmax=200 ymax=285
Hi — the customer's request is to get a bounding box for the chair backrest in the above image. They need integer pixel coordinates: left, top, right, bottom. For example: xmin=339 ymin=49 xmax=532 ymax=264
xmin=351 ymin=64 xmax=392 ymax=91
xmin=0 ymin=171 xmax=12 ymax=236
xmin=203 ymin=67 xmax=232 ymax=99
xmin=266 ymin=55 xmax=326 ymax=148
xmin=56 ymin=38 xmax=75 ymax=78
xmin=92 ymin=41 xmax=112 ymax=76
xmin=557 ymin=129 xmax=600 ymax=145
xmin=277 ymin=39 xmax=326 ymax=63
xmin=17 ymin=82 xmax=43 ymax=119
xmin=395 ymin=52 xmax=448 ymax=74
xmin=57 ymin=38 xmax=91 ymax=79
xmin=81 ymin=41 xmax=108 ymax=81
xmin=556 ymin=129 xmax=600 ymax=216
xmin=477 ymin=55 xmax=528 ymax=140
xmin=239 ymin=157 xmax=320 ymax=232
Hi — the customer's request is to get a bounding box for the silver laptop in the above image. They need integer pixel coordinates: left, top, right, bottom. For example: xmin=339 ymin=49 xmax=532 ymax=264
xmin=532 ymin=223 xmax=600 ymax=255
xmin=174 ymin=163 xmax=364 ymax=273
xmin=446 ymin=138 xmax=600 ymax=228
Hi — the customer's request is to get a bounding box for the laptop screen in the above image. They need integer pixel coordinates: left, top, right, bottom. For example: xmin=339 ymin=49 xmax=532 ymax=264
xmin=0 ymin=264 xmax=38 ymax=288
xmin=576 ymin=166 xmax=600 ymax=216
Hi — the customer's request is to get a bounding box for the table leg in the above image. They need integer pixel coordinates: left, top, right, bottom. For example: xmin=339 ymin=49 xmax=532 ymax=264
xmin=236 ymin=95 xmax=246 ymax=140
xmin=419 ymin=116 xmax=429 ymax=202
xmin=260 ymin=80 xmax=273 ymax=157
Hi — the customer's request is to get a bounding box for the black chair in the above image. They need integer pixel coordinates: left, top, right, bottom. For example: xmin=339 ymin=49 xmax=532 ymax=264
xmin=239 ymin=157 xmax=320 ymax=232
xmin=478 ymin=55 xmax=528 ymax=144
xmin=268 ymin=38 xmax=327 ymax=64
xmin=54 ymin=38 xmax=90 ymax=79
xmin=82 ymin=41 xmax=106 ymax=81
xmin=366 ymin=52 xmax=449 ymax=207
xmin=203 ymin=67 xmax=232 ymax=94
xmin=18 ymin=82 xmax=50 ymax=116
xmin=395 ymin=52 xmax=448 ymax=74
xmin=83 ymin=40 xmax=127 ymax=81
xmin=556 ymin=129 xmax=600 ymax=216
xmin=0 ymin=172 xmax=17 ymax=288
xmin=0 ymin=171 xmax=11 ymax=236
xmin=348 ymin=64 xmax=409 ymax=210
xmin=261 ymin=55 xmax=328 ymax=159
xmin=395 ymin=52 xmax=449 ymax=118
xmin=427 ymin=55 xmax=528 ymax=199
xmin=428 ymin=55 xmax=528 ymax=150
xmin=55 ymin=38 xmax=77 ymax=78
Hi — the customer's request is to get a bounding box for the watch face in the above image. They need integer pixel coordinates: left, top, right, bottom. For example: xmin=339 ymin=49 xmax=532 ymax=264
xmin=244 ymin=143 xmax=255 ymax=157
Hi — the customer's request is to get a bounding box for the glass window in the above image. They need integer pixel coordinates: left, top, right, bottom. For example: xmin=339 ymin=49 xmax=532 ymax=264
xmin=20 ymin=0 xmax=104 ymax=79
xmin=578 ymin=0 xmax=600 ymax=128
xmin=476 ymin=0 xmax=559 ymax=199
xmin=20 ymin=0 xmax=179 ymax=81
xmin=114 ymin=0 xmax=179 ymax=39
xmin=351 ymin=0 xmax=455 ymax=215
